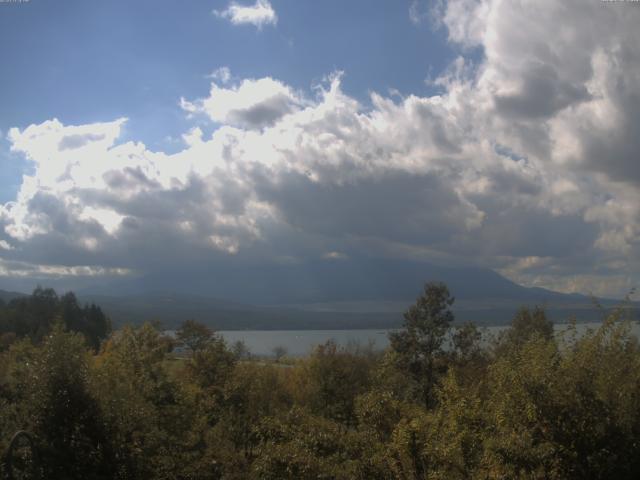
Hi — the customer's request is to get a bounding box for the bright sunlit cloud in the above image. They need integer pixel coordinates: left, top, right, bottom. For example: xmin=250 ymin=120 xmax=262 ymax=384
xmin=180 ymin=76 xmax=305 ymax=129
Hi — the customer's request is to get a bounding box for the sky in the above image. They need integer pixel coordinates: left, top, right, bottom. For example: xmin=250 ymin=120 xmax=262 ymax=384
xmin=0 ymin=0 xmax=638 ymax=299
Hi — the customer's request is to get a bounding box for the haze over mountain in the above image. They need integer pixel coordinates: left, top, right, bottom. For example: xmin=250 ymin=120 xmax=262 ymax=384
xmin=3 ymin=258 xmax=632 ymax=330
xmin=77 ymin=258 xmax=586 ymax=305
xmin=0 ymin=288 xmax=25 ymax=304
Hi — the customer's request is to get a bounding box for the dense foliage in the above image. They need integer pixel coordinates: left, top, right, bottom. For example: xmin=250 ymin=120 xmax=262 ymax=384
xmin=0 ymin=287 xmax=111 ymax=351
xmin=1 ymin=283 xmax=640 ymax=479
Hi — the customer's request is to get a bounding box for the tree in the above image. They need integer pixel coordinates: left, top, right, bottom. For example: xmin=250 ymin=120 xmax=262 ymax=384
xmin=231 ymin=339 xmax=251 ymax=360
xmin=29 ymin=323 xmax=114 ymax=478
xmin=452 ymin=321 xmax=483 ymax=365
xmin=389 ymin=282 xmax=455 ymax=407
xmin=60 ymin=292 xmax=111 ymax=351
xmin=207 ymin=362 xmax=292 ymax=474
xmin=496 ymin=306 xmax=554 ymax=355
xmin=253 ymin=408 xmax=388 ymax=479
xmin=272 ymin=346 xmax=288 ymax=363
xmin=176 ymin=319 xmax=214 ymax=354
xmin=294 ymin=340 xmax=374 ymax=425
xmin=186 ymin=335 xmax=236 ymax=390
xmin=92 ymin=323 xmax=195 ymax=479
xmin=0 ymin=288 xmax=110 ymax=349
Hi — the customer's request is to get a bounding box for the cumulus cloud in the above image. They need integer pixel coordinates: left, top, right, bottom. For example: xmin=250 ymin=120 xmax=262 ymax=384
xmin=214 ymin=0 xmax=277 ymax=29
xmin=433 ymin=0 xmax=640 ymax=292
xmin=181 ymin=76 xmax=306 ymax=129
xmin=0 ymin=116 xmax=269 ymax=277
xmin=1 ymin=0 xmax=639 ymax=297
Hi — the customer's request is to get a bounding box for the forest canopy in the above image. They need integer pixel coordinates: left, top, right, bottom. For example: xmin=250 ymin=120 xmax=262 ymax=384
xmin=1 ymin=283 xmax=639 ymax=479
xmin=0 ymin=287 xmax=111 ymax=352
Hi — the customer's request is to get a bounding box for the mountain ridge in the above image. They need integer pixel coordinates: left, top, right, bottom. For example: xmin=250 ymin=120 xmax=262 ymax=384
xmin=2 ymin=260 xmax=635 ymax=330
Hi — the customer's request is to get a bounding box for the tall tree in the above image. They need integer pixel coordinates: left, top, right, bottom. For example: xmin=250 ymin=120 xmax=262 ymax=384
xmin=29 ymin=323 xmax=114 ymax=479
xmin=389 ymin=282 xmax=455 ymax=407
xmin=496 ymin=305 xmax=554 ymax=355
xmin=176 ymin=319 xmax=214 ymax=354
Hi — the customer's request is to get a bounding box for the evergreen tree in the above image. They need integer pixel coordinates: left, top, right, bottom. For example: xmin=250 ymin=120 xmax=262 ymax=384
xmin=389 ymin=282 xmax=455 ymax=407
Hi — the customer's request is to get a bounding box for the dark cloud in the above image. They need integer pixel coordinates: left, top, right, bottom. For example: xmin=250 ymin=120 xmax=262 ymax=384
xmin=103 ymin=167 xmax=162 ymax=191
xmin=581 ymin=92 xmax=640 ymax=185
xmin=253 ymin=169 xmax=482 ymax=245
xmin=494 ymin=62 xmax=591 ymax=120
xmin=227 ymin=93 xmax=298 ymax=129
xmin=58 ymin=133 xmax=106 ymax=150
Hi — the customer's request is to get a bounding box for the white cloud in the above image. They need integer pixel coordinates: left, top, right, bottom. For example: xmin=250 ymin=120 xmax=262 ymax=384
xmin=182 ymin=127 xmax=204 ymax=147
xmin=208 ymin=66 xmax=232 ymax=84
xmin=0 ymin=257 xmax=133 ymax=279
xmin=181 ymin=75 xmax=306 ymax=129
xmin=1 ymin=0 xmax=639 ymax=296
xmin=214 ymin=0 xmax=277 ymax=29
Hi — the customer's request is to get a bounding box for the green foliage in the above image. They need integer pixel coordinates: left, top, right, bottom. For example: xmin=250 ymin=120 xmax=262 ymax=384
xmin=496 ymin=306 xmax=554 ymax=354
xmin=253 ymin=408 xmax=390 ymax=479
xmin=422 ymin=371 xmax=486 ymax=479
xmin=185 ymin=333 xmax=236 ymax=391
xmin=0 ymin=287 xmax=111 ymax=350
xmin=231 ymin=340 xmax=251 ymax=360
xmin=91 ymin=323 xmax=198 ymax=479
xmin=2 ymin=284 xmax=640 ymax=479
xmin=0 ymin=339 xmax=38 ymax=459
xmin=202 ymin=363 xmax=293 ymax=478
xmin=176 ymin=319 xmax=214 ymax=353
xmin=0 ymin=324 xmax=113 ymax=478
xmin=389 ymin=282 xmax=455 ymax=407
xmin=293 ymin=340 xmax=376 ymax=425
xmin=28 ymin=323 xmax=113 ymax=479
xmin=452 ymin=321 xmax=483 ymax=361
xmin=271 ymin=345 xmax=288 ymax=363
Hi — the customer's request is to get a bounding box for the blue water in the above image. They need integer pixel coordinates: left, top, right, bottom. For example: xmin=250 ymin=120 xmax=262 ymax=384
xmin=219 ymin=329 xmax=392 ymax=356
xmin=216 ymin=321 xmax=640 ymax=357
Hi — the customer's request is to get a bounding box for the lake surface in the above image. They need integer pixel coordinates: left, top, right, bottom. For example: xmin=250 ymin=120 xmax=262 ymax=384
xmin=219 ymin=329 xmax=392 ymax=356
xmin=217 ymin=321 xmax=640 ymax=357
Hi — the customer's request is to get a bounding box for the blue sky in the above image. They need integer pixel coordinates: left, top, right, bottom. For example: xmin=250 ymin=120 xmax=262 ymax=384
xmin=0 ymin=0 xmax=638 ymax=299
xmin=0 ymin=0 xmax=456 ymax=202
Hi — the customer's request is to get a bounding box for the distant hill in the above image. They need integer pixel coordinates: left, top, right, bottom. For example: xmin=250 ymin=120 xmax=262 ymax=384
xmin=77 ymin=290 xmax=635 ymax=331
xmin=77 ymin=292 xmax=399 ymax=330
xmin=3 ymin=259 xmax=635 ymax=330
xmin=0 ymin=289 xmax=27 ymax=303
xmin=79 ymin=258 xmax=601 ymax=306
xmin=74 ymin=259 xmax=637 ymax=330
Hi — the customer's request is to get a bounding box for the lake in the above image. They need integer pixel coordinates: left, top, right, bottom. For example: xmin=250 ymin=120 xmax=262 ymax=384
xmin=217 ymin=321 xmax=640 ymax=357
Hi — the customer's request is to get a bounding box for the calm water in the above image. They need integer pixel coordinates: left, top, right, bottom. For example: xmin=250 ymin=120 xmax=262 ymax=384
xmin=217 ymin=321 xmax=640 ymax=357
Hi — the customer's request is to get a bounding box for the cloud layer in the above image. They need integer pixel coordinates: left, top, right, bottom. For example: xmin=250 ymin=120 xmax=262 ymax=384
xmin=1 ymin=0 xmax=639 ymax=297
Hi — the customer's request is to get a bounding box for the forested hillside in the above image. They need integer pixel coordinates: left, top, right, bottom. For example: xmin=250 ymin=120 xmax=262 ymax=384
xmin=0 ymin=287 xmax=111 ymax=351
xmin=1 ymin=283 xmax=640 ymax=479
